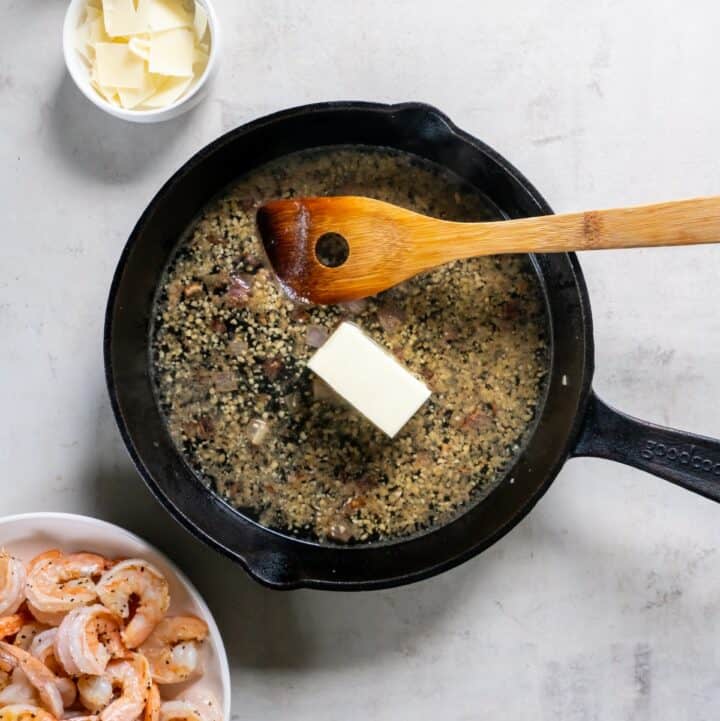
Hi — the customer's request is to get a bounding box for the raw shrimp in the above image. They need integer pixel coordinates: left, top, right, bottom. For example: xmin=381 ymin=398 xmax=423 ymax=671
xmin=31 ymin=629 xmax=76 ymax=707
xmin=0 ymin=668 xmax=38 ymax=706
xmin=139 ymin=617 xmax=208 ymax=684
xmin=159 ymin=692 xmax=221 ymax=721
xmin=26 ymin=551 xmax=109 ymax=616
xmin=0 ymin=641 xmax=63 ymax=718
xmin=54 ymin=605 xmax=125 ymax=676
xmin=14 ymin=622 xmax=47 ymax=651
xmin=145 ymin=684 xmax=160 ymax=721
xmin=96 ymin=561 xmax=169 ymax=649
xmin=0 ymin=553 xmax=26 ymax=617
xmin=0 ymin=704 xmax=57 ymax=721
xmin=0 ymin=615 xmax=24 ymax=640
xmin=79 ymin=653 xmax=150 ymax=721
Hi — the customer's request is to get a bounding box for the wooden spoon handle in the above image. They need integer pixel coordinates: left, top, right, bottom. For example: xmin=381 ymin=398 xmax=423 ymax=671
xmin=440 ymin=195 xmax=720 ymax=260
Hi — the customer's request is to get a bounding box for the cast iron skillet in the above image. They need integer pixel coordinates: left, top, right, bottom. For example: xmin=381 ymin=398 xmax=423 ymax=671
xmin=105 ymin=101 xmax=720 ymax=590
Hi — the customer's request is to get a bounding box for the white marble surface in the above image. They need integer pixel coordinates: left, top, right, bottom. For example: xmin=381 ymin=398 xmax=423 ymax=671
xmin=3 ymin=1 xmax=720 ymax=719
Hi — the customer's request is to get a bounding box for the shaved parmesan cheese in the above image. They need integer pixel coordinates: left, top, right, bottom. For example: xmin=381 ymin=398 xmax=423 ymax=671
xmin=145 ymin=0 xmax=193 ymax=32
xmin=95 ymin=42 xmax=146 ymax=88
xmin=141 ymin=74 xmax=192 ymax=107
xmin=102 ymin=0 xmax=144 ymax=36
xmin=193 ymin=3 xmax=208 ymax=41
xmin=75 ymin=0 xmax=211 ymax=111
xmin=118 ymin=73 xmax=160 ymax=108
xmin=74 ymin=20 xmax=93 ymax=63
xmin=88 ymin=17 xmax=111 ymax=47
xmin=193 ymin=44 xmax=208 ymax=70
xmin=90 ymin=68 xmax=120 ymax=105
xmin=149 ymin=27 xmax=194 ymax=77
xmin=128 ymin=35 xmax=152 ymax=61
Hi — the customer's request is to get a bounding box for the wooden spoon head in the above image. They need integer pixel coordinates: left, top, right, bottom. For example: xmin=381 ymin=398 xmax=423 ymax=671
xmin=256 ymin=196 xmax=418 ymax=304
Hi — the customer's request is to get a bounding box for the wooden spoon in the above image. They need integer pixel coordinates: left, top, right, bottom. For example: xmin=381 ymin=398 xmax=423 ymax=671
xmin=256 ymin=195 xmax=720 ymax=304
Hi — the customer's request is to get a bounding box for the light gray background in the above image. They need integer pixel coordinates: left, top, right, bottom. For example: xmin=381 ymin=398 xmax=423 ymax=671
xmin=2 ymin=1 xmax=720 ymax=719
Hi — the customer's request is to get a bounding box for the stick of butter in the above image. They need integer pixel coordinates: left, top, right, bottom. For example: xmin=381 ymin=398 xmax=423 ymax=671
xmin=308 ymin=322 xmax=431 ymax=438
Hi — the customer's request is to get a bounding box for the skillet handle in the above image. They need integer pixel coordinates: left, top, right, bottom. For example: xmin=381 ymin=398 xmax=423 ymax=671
xmin=572 ymin=391 xmax=720 ymax=502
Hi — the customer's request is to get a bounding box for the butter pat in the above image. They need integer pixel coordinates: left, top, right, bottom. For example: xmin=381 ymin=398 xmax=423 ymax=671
xmin=308 ymin=322 xmax=431 ymax=438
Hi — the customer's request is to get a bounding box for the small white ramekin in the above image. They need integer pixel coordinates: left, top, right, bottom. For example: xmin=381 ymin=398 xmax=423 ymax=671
xmin=0 ymin=512 xmax=231 ymax=719
xmin=62 ymin=0 xmax=220 ymax=123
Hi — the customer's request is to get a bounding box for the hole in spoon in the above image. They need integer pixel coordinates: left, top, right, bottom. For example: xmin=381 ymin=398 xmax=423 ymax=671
xmin=315 ymin=233 xmax=349 ymax=268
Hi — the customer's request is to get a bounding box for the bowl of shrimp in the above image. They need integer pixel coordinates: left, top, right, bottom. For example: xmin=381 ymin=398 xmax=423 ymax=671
xmin=0 ymin=513 xmax=231 ymax=721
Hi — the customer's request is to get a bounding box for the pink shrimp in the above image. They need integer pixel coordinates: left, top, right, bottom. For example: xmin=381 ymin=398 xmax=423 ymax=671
xmin=139 ymin=617 xmax=208 ymax=684
xmin=14 ymin=622 xmax=48 ymax=651
xmin=0 ymin=615 xmax=25 ymax=640
xmin=145 ymin=683 xmax=160 ymax=721
xmin=0 ymin=641 xmax=64 ymax=718
xmin=0 ymin=704 xmax=58 ymax=721
xmin=26 ymin=604 xmax=65 ymax=628
xmin=77 ymin=674 xmax=113 ymax=713
xmin=96 ymin=561 xmax=169 ymax=649
xmin=54 ymin=605 xmax=126 ymax=676
xmin=0 ymin=553 xmax=26 ymax=617
xmin=159 ymin=692 xmax=221 ymax=721
xmin=25 ymin=551 xmax=110 ymax=617
xmin=31 ymin=629 xmax=77 ymax=707
xmin=29 ymin=629 xmax=60 ymax=672
xmin=0 ymin=668 xmax=38 ymax=706
xmin=78 ymin=653 xmax=151 ymax=721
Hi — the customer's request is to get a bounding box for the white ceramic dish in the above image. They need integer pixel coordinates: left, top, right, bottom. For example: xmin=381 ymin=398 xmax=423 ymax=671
xmin=0 ymin=512 xmax=231 ymax=719
xmin=62 ymin=0 xmax=220 ymax=123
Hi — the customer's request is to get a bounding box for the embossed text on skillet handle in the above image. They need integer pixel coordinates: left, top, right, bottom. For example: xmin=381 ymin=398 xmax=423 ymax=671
xmin=572 ymin=392 xmax=720 ymax=503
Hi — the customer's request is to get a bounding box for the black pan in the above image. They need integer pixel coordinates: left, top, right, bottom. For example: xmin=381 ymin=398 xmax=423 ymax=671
xmin=105 ymin=101 xmax=720 ymax=590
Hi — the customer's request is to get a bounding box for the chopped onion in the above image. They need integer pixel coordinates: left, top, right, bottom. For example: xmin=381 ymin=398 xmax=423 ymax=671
xmin=458 ymin=408 xmax=492 ymax=431
xmin=312 ymin=377 xmax=342 ymax=403
xmin=211 ymin=371 xmax=238 ymax=393
xmin=284 ymin=392 xmax=302 ymax=413
xmin=184 ymin=414 xmax=214 ymax=440
xmin=263 ymin=357 xmax=283 ymax=381
xmin=377 ymin=303 xmax=406 ymax=334
xmin=225 ymin=273 xmax=253 ymax=307
xmin=306 ymin=325 xmax=329 ymax=348
xmin=206 ymin=232 xmax=224 ymax=245
xmin=247 ymin=418 xmax=270 ymax=446
xmin=209 ymin=318 xmax=226 ymax=335
xmin=328 ymin=518 xmax=354 ymax=543
xmin=291 ymin=306 xmax=310 ymax=322
xmin=202 ymin=271 xmax=229 ymax=290
xmin=167 ymin=280 xmax=183 ymax=308
xmin=183 ymin=282 xmax=203 ymax=299
xmin=343 ymin=496 xmax=366 ymax=512
xmin=228 ymin=337 xmax=248 ymax=355
xmin=338 ymin=298 xmax=368 ymax=314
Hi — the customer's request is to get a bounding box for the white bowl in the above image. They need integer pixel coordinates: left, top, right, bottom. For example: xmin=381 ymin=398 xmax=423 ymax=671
xmin=62 ymin=0 xmax=220 ymax=123
xmin=0 ymin=512 xmax=231 ymax=719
